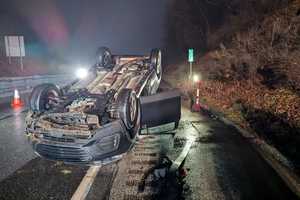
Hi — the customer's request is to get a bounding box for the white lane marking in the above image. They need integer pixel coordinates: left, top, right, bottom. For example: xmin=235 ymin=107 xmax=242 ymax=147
xmin=71 ymin=166 xmax=101 ymax=200
xmin=170 ymin=137 xmax=195 ymax=171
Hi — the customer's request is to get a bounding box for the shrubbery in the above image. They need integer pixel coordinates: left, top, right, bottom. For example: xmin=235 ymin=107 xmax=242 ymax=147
xmin=167 ymin=0 xmax=300 ymax=170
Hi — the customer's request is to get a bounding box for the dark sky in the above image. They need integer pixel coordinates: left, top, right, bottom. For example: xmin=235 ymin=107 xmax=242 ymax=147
xmin=1 ymin=0 xmax=169 ymax=65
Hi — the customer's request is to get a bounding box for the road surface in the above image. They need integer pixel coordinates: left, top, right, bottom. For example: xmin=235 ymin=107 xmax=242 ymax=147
xmin=0 ymin=92 xmax=298 ymax=200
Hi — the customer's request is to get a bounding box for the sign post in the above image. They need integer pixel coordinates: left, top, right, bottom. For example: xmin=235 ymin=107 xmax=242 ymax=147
xmin=188 ymin=48 xmax=194 ymax=81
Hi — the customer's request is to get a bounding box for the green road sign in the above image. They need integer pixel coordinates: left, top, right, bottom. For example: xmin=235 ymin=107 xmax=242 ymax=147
xmin=188 ymin=48 xmax=194 ymax=62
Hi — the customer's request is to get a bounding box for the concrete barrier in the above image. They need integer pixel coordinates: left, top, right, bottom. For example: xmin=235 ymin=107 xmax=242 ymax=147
xmin=0 ymin=74 xmax=74 ymax=106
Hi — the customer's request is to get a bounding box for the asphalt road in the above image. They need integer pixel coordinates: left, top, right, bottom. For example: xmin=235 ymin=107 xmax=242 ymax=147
xmin=0 ymin=105 xmax=89 ymax=200
xmin=0 ymin=100 xmax=298 ymax=199
xmin=0 ymin=105 xmax=34 ymax=182
xmin=177 ymin=106 xmax=298 ymax=200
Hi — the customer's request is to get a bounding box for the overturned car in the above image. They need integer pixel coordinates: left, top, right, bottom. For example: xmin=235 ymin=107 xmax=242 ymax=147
xmin=25 ymin=47 xmax=167 ymax=165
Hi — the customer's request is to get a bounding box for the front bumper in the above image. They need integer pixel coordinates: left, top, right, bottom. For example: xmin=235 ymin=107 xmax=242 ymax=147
xmin=29 ymin=120 xmax=134 ymax=165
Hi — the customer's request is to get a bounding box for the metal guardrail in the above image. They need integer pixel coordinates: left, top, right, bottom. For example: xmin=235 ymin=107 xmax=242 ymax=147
xmin=0 ymin=74 xmax=74 ymax=98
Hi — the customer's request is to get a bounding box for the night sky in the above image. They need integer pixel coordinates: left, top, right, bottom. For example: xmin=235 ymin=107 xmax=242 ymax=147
xmin=0 ymin=0 xmax=168 ymax=65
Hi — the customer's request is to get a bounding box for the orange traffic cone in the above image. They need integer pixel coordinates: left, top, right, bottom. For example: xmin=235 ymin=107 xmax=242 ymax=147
xmin=192 ymin=88 xmax=201 ymax=112
xmin=11 ymin=89 xmax=24 ymax=108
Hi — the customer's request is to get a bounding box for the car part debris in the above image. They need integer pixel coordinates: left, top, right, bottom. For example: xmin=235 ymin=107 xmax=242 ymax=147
xmin=138 ymin=137 xmax=195 ymax=193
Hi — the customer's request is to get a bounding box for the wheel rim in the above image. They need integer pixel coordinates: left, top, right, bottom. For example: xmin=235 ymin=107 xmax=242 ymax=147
xmin=156 ymin=51 xmax=162 ymax=76
xmin=103 ymin=52 xmax=110 ymax=66
xmin=129 ymin=93 xmax=137 ymax=123
xmin=45 ymin=89 xmax=59 ymax=110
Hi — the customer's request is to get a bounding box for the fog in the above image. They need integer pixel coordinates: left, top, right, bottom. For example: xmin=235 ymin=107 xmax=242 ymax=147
xmin=2 ymin=0 xmax=169 ymax=65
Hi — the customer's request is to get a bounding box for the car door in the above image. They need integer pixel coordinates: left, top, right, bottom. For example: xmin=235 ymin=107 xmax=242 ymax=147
xmin=140 ymin=90 xmax=181 ymax=128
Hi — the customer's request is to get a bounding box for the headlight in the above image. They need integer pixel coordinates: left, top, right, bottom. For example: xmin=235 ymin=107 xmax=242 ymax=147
xmin=76 ymin=68 xmax=88 ymax=79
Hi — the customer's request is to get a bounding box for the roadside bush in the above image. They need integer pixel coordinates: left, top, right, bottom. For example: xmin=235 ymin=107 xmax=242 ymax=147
xmin=167 ymin=0 xmax=300 ymax=174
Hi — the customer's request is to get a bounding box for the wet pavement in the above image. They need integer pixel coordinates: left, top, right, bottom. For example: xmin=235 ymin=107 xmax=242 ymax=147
xmin=0 ymin=100 xmax=298 ymax=199
xmin=0 ymin=158 xmax=88 ymax=200
xmin=0 ymin=92 xmax=30 ymax=120
xmin=0 ymin=103 xmax=27 ymax=120
xmin=0 ymin=109 xmax=34 ymax=182
xmin=176 ymin=106 xmax=298 ymax=200
xmin=86 ymin=104 xmax=298 ymax=200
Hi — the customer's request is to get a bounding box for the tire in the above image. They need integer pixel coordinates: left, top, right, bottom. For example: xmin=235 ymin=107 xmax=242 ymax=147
xmin=141 ymin=77 xmax=153 ymax=96
xmin=142 ymin=75 xmax=159 ymax=96
xmin=29 ymin=83 xmax=62 ymax=112
xmin=128 ymin=99 xmax=141 ymax=140
xmin=117 ymin=89 xmax=139 ymax=131
xmin=150 ymin=48 xmax=162 ymax=81
xmin=174 ymin=121 xmax=179 ymax=129
xmin=96 ymin=47 xmax=113 ymax=69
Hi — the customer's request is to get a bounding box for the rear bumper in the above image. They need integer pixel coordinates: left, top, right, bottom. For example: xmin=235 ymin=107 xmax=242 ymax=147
xmin=30 ymin=120 xmax=134 ymax=165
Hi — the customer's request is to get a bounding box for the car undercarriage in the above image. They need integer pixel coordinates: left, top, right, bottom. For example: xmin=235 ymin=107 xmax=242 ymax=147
xmin=25 ymin=47 xmax=165 ymax=165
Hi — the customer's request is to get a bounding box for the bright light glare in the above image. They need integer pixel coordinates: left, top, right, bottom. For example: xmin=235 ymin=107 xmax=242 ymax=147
xmin=193 ymin=74 xmax=199 ymax=83
xmin=76 ymin=68 xmax=88 ymax=79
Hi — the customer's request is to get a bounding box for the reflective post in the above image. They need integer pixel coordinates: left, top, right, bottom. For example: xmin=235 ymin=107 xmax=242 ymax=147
xmin=188 ymin=48 xmax=194 ymax=81
xmin=189 ymin=62 xmax=193 ymax=81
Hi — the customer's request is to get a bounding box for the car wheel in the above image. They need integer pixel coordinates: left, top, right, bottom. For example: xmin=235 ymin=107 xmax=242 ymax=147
xmin=128 ymin=98 xmax=141 ymax=140
xmin=175 ymin=121 xmax=179 ymax=129
xmin=142 ymin=68 xmax=160 ymax=96
xmin=117 ymin=89 xmax=140 ymax=131
xmin=141 ymin=79 xmax=152 ymax=96
xmin=150 ymin=48 xmax=162 ymax=81
xmin=29 ymin=83 xmax=62 ymax=112
xmin=96 ymin=47 xmax=113 ymax=69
